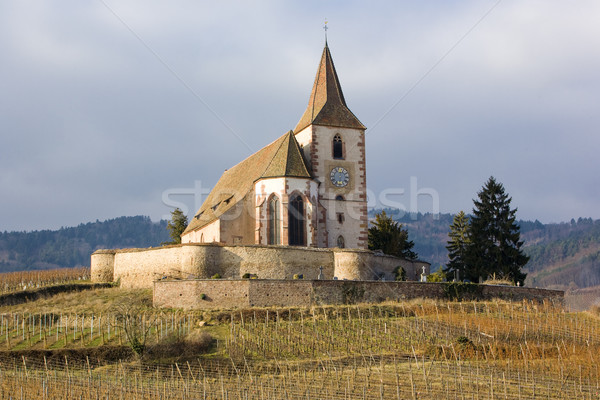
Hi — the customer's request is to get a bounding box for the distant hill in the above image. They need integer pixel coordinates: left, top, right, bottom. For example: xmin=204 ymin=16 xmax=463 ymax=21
xmin=369 ymin=209 xmax=600 ymax=291
xmin=519 ymin=217 xmax=600 ymax=290
xmin=0 ymin=216 xmax=169 ymax=272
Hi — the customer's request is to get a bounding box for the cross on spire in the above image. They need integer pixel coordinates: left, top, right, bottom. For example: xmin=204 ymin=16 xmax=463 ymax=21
xmin=323 ymin=19 xmax=328 ymax=42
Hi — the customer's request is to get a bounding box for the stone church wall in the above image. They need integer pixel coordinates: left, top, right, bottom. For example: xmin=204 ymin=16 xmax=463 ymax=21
xmin=219 ymin=196 xmax=256 ymax=245
xmin=153 ymin=279 xmax=564 ymax=310
xmin=182 ymin=219 xmax=220 ymax=244
xmin=91 ymin=244 xmax=427 ymax=289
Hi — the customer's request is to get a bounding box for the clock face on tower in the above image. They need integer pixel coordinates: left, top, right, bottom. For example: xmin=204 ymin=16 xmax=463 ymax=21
xmin=330 ymin=166 xmax=350 ymax=187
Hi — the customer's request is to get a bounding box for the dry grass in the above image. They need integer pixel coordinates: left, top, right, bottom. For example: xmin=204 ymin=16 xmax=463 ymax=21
xmin=0 ymin=299 xmax=598 ymax=399
xmin=0 ymin=270 xmax=598 ymax=398
xmin=483 ymin=278 xmax=516 ymax=286
xmin=145 ymin=330 xmax=214 ymax=361
xmin=0 ymin=287 xmax=152 ymax=314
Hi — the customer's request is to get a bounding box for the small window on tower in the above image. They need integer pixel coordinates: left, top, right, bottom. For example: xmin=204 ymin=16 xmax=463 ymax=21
xmin=337 ymin=213 xmax=345 ymax=224
xmin=337 ymin=235 xmax=345 ymax=248
xmin=335 ymin=195 xmax=345 ymax=201
xmin=333 ymin=134 xmax=344 ymax=159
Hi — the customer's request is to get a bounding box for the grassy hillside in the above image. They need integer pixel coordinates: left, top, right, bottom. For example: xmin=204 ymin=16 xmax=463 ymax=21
xmin=0 ymin=277 xmax=598 ymax=399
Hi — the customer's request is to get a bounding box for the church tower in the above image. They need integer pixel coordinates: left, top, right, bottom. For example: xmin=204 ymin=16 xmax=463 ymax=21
xmin=294 ymin=43 xmax=368 ymax=249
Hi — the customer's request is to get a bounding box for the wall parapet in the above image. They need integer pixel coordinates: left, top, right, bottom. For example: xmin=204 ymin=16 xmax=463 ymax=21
xmin=153 ymin=279 xmax=564 ymax=310
xmin=91 ymin=243 xmax=430 ymax=289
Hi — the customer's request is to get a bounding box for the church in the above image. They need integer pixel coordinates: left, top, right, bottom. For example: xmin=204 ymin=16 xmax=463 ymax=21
xmin=90 ymin=42 xmax=561 ymax=308
xmin=181 ymin=43 xmax=368 ymax=250
xmin=91 ymin=42 xmax=430 ymax=293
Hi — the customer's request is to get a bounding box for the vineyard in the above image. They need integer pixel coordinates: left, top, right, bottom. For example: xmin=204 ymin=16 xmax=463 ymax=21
xmin=0 ymin=267 xmax=90 ymax=294
xmin=0 ymin=270 xmax=599 ymax=399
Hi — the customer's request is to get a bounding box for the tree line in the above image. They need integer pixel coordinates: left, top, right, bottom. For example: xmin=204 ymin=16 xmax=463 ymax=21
xmin=369 ymin=177 xmax=530 ymax=285
xmin=368 ymin=209 xmax=600 ymax=288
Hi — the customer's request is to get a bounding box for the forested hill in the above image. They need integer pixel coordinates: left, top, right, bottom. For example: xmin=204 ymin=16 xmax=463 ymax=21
xmin=369 ymin=209 xmax=600 ymax=290
xmin=0 ymin=216 xmax=169 ymax=272
xmin=519 ymin=217 xmax=600 ymax=289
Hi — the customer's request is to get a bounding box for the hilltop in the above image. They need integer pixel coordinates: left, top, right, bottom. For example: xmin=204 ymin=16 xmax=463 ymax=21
xmin=0 ymin=278 xmax=598 ymax=399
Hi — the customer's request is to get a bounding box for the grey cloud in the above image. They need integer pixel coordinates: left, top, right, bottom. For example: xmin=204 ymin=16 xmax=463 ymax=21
xmin=1 ymin=1 xmax=599 ymax=231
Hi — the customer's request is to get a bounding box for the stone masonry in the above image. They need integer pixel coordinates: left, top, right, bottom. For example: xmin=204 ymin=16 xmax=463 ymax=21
xmin=154 ymin=279 xmax=565 ymax=310
xmin=91 ymin=243 xmax=430 ymax=289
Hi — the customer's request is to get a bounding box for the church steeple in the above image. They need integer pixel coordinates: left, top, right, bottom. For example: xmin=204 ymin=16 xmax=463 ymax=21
xmin=294 ymin=44 xmax=365 ymax=133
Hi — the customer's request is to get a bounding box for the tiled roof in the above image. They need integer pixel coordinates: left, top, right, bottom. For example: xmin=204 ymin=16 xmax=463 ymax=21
xmin=262 ymin=130 xmax=311 ymax=179
xmin=294 ymin=43 xmax=365 ymax=133
xmin=183 ymin=131 xmax=312 ymax=235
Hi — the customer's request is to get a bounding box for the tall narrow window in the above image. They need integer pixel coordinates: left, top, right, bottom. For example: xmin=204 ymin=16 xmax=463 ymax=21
xmin=288 ymin=195 xmax=305 ymax=246
xmin=333 ymin=134 xmax=344 ymax=159
xmin=337 ymin=235 xmax=345 ymax=248
xmin=268 ymin=197 xmax=280 ymax=245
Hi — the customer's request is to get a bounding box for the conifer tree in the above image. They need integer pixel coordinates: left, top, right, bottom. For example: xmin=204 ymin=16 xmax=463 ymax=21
xmin=444 ymin=210 xmax=470 ymax=281
xmin=465 ymin=177 xmax=528 ymax=285
xmin=368 ymin=210 xmax=418 ymax=260
xmin=166 ymin=208 xmax=188 ymax=245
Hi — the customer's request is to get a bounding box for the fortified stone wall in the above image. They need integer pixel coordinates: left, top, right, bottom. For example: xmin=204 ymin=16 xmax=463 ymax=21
xmin=333 ymin=250 xmax=427 ymax=281
xmin=111 ymin=245 xmax=220 ymax=289
xmin=90 ymin=250 xmax=115 ymax=283
xmin=91 ymin=244 xmax=427 ymax=289
xmin=153 ymin=279 xmax=565 ymax=310
xmin=156 ymin=280 xmax=251 ymax=310
xmin=248 ymin=280 xmax=313 ymax=308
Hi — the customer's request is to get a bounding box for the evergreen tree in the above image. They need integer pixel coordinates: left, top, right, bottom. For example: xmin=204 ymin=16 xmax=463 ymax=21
xmin=444 ymin=211 xmax=470 ymax=281
xmin=368 ymin=211 xmax=418 ymax=260
xmin=166 ymin=208 xmax=188 ymax=245
xmin=465 ymin=177 xmax=529 ymax=285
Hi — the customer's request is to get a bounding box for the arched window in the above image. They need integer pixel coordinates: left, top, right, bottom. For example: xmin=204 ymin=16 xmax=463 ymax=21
xmin=335 ymin=195 xmax=345 ymax=201
xmin=200 ymin=233 xmax=204 ymax=243
xmin=268 ymin=196 xmax=280 ymax=245
xmin=288 ymin=195 xmax=305 ymax=246
xmin=333 ymin=134 xmax=344 ymax=159
xmin=337 ymin=235 xmax=345 ymax=248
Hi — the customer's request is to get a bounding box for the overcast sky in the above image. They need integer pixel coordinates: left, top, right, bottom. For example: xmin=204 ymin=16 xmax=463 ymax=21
xmin=1 ymin=1 xmax=599 ymax=232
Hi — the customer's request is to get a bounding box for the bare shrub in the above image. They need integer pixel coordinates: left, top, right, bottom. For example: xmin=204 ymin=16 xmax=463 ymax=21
xmin=145 ymin=330 xmax=213 ymax=360
xmin=112 ymin=294 xmax=155 ymax=357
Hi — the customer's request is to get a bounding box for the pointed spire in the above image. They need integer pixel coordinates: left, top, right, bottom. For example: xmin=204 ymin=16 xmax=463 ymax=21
xmin=294 ymin=44 xmax=365 ymax=133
